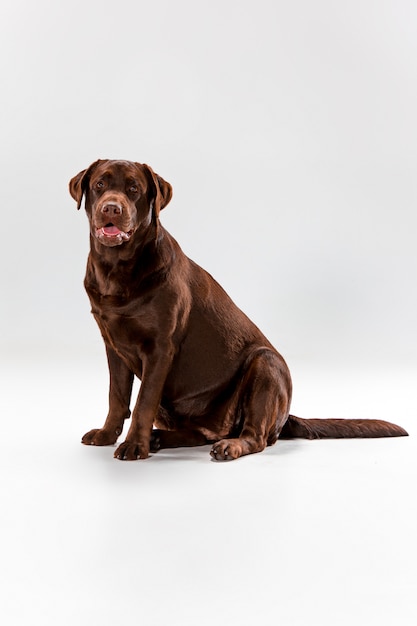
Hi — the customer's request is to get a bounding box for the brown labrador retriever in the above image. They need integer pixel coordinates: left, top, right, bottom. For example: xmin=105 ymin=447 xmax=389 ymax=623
xmin=69 ymin=159 xmax=408 ymax=461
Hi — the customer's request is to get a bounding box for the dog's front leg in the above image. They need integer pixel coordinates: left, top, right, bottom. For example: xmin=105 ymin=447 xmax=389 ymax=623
xmin=114 ymin=349 xmax=173 ymax=460
xmin=82 ymin=346 xmax=134 ymax=446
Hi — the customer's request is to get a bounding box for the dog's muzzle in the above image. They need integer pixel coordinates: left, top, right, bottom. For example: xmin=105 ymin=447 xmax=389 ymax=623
xmin=94 ymin=200 xmax=134 ymax=247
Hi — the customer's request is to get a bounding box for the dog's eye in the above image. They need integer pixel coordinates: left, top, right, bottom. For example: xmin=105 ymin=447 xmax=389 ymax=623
xmin=95 ymin=181 xmax=105 ymax=190
xmin=128 ymin=185 xmax=138 ymax=194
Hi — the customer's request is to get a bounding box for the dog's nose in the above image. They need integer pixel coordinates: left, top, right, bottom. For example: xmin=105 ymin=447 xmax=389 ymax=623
xmin=101 ymin=203 xmax=122 ymax=217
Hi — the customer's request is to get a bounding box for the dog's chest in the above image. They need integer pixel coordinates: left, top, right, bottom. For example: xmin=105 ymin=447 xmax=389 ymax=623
xmin=92 ymin=300 xmax=147 ymax=342
xmin=87 ymin=287 xmax=154 ymax=367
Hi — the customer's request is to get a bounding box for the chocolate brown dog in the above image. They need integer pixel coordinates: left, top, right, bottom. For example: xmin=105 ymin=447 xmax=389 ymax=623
xmin=69 ymin=159 xmax=408 ymax=461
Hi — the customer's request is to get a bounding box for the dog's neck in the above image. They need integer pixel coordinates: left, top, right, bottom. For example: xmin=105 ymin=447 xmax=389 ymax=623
xmin=85 ymin=223 xmax=177 ymax=299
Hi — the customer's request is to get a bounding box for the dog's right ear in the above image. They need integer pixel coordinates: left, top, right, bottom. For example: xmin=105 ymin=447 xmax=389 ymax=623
xmin=69 ymin=160 xmax=103 ymax=210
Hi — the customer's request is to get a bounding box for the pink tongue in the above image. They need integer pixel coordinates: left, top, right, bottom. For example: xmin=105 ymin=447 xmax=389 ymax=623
xmin=103 ymin=225 xmax=121 ymax=235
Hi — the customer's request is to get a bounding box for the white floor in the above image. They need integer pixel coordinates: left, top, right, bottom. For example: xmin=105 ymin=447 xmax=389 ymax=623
xmin=1 ymin=351 xmax=416 ymax=626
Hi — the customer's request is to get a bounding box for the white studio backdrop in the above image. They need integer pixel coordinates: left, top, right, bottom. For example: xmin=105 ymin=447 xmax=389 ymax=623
xmin=0 ymin=0 xmax=416 ymax=366
xmin=1 ymin=5 xmax=417 ymax=626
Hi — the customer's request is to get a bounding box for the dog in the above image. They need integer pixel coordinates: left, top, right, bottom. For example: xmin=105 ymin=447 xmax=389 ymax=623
xmin=69 ymin=159 xmax=408 ymax=461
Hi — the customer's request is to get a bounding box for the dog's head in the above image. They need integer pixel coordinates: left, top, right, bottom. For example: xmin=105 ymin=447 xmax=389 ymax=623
xmin=69 ymin=160 xmax=172 ymax=247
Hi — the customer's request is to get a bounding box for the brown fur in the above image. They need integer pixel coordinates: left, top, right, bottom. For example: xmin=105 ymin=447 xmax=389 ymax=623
xmin=69 ymin=159 xmax=408 ymax=461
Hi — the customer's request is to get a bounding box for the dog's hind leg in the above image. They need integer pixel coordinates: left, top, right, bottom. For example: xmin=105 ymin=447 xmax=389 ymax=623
xmin=150 ymin=405 xmax=211 ymax=451
xmin=150 ymin=428 xmax=210 ymax=452
xmin=210 ymin=349 xmax=291 ymax=461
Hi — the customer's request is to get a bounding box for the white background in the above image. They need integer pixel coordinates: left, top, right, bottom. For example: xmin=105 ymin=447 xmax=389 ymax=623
xmin=1 ymin=1 xmax=416 ymax=624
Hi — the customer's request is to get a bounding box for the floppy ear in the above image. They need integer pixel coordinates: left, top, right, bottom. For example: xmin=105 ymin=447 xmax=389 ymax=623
xmin=69 ymin=160 xmax=103 ymax=210
xmin=141 ymin=163 xmax=173 ymax=217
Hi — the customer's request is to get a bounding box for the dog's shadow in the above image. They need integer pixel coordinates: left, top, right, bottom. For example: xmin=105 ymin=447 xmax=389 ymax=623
xmin=80 ymin=439 xmax=305 ymax=470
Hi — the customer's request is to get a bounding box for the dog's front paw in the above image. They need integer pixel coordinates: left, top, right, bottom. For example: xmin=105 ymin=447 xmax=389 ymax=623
xmin=114 ymin=441 xmax=149 ymax=461
xmin=82 ymin=428 xmax=121 ymax=446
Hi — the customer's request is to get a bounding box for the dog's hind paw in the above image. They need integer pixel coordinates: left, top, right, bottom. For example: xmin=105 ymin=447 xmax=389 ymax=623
xmin=150 ymin=430 xmax=162 ymax=452
xmin=210 ymin=439 xmax=243 ymax=461
xmin=210 ymin=437 xmax=266 ymax=461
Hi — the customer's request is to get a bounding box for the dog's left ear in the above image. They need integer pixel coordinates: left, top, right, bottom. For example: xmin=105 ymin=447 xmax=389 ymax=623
xmin=69 ymin=160 xmax=104 ymax=210
xmin=140 ymin=164 xmax=173 ymax=217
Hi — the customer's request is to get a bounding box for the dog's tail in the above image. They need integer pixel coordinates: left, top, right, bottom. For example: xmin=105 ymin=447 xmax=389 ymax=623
xmin=280 ymin=414 xmax=408 ymax=439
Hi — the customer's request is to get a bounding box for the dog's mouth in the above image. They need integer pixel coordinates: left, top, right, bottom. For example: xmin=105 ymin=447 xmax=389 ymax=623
xmin=95 ymin=223 xmax=134 ymax=246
